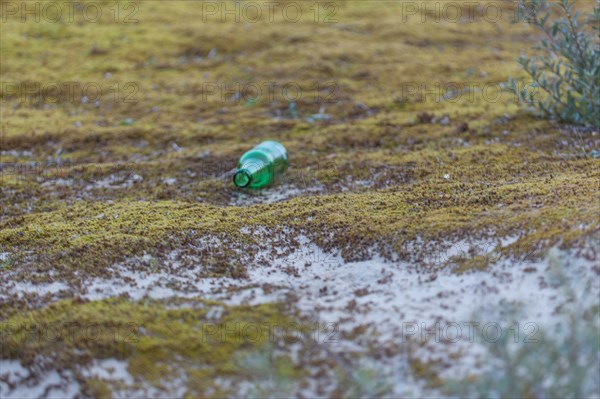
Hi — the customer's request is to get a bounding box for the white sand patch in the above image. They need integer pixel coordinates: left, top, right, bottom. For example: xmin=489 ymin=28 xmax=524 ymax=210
xmin=84 ymin=264 xmax=196 ymax=301
xmin=84 ymin=359 xmax=134 ymax=385
xmin=82 ymin=262 xmax=283 ymax=304
xmin=2 ymin=236 xmax=597 ymax=397
xmin=0 ymin=360 xmax=80 ymax=399
xmin=0 ymin=358 xmax=187 ymax=399
xmin=0 ymin=150 xmax=33 ymax=158
xmin=234 ymin=241 xmax=598 ymax=382
xmin=231 ymin=184 xmax=325 ymax=205
xmin=40 ymin=178 xmax=73 ymax=187
xmin=0 ymin=280 xmax=70 ymax=302
xmin=85 ymin=174 xmax=143 ymax=189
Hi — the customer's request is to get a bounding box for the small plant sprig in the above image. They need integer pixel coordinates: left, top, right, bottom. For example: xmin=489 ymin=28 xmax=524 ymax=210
xmin=506 ymin=0 xmax=599 ymax=127
xmin=443 ymin=248 xmax=600 ymax=398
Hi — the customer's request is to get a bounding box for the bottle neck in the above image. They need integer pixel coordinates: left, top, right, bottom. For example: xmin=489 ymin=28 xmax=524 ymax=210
xmin=233 ymin=158 xmax=269 ymax=188
xmin=233 ymin=169 xmax=252 ymax=188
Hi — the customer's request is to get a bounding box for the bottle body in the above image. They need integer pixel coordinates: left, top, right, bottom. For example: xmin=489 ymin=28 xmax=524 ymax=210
xmin=233 ymin=141 xmax=288 ymax=189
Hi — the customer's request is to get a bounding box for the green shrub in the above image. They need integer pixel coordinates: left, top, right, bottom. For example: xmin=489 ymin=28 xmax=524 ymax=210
xmin=444 ymin=249 xmax=600 ymax=398
xmin=506 ymin=0 xmax=599 ymax=127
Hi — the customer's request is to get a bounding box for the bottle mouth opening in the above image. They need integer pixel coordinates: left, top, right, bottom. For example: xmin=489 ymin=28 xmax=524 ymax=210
xmin=233 ymin=170 xmax=251 ymax=188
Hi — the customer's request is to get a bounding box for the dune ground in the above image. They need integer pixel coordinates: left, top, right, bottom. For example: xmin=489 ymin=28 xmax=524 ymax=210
xmin=1 ymin=1 xmax=599 ymax=397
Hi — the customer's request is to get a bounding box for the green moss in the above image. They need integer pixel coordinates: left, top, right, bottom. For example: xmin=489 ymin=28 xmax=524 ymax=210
xmin=84 ymin=378 xmax=113 ymax=399
xmin=453 ymin=255 xmax=490 ymax=274
xmin=1 ymin=147 xmax=598 ymax=283
xmin=0 ymin=298 xmax=305 ymax=396
xmin=409 ymin=358 xmax=443 ymax=388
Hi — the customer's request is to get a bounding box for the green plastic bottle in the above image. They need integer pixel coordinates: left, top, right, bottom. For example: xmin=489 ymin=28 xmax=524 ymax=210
xmin=233 ymin=141 xmax=288 ymax=189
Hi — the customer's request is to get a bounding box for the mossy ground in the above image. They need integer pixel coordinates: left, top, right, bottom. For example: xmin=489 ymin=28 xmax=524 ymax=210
xmin=1 ymin=0 xmax=599 ymax=396
xmin=1 ymin=298 xmax=315 ymax=397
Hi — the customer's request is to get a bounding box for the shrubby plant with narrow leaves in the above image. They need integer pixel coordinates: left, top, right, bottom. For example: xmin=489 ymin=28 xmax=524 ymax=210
xmin=444 ymin=249 xmax=600 ymax=398
xmin=506 ymin=0 xmax=599 ymax=127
